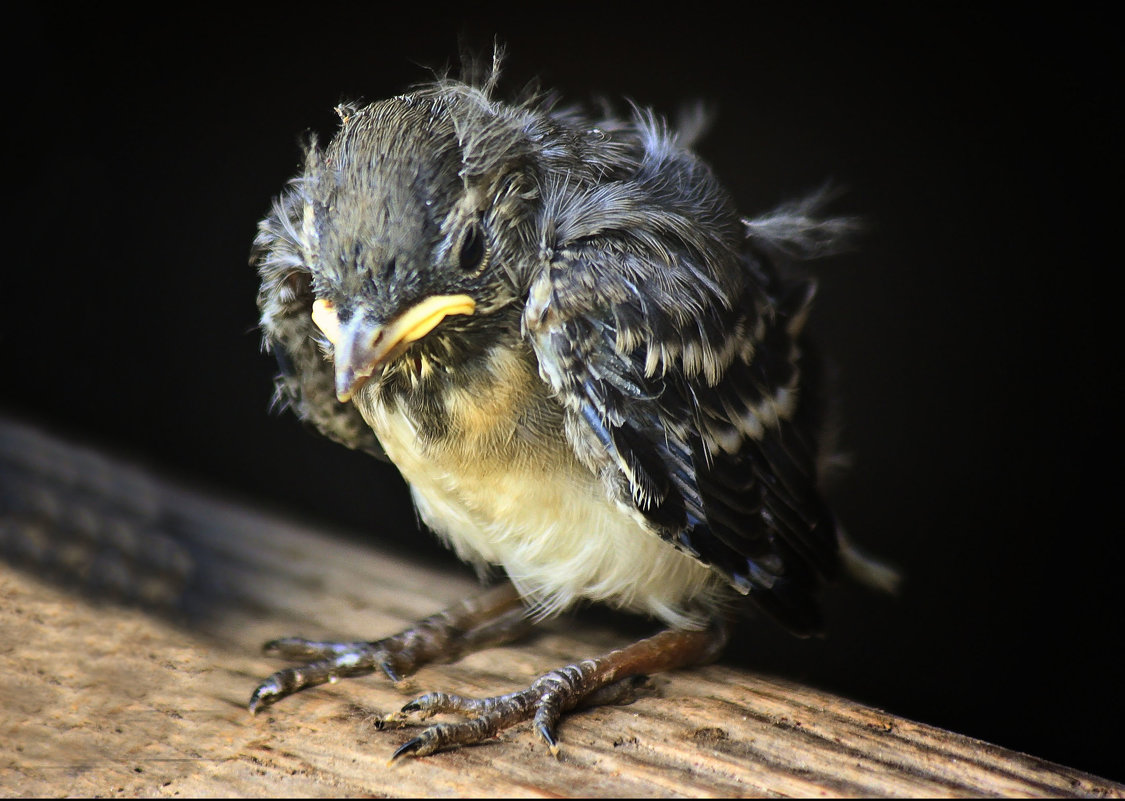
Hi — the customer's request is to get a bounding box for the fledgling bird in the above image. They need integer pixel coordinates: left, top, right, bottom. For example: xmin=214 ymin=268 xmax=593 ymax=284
xmin=250 ymin=56 xmax=891 ymax=759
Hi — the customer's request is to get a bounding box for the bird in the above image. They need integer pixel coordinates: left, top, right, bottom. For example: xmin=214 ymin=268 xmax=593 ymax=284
xmin=248 ymin=53 xmax=893 ymax=760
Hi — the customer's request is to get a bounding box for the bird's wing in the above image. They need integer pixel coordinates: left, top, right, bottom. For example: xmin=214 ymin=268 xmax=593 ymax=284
xmin=253 ymin=186 xmax=386 ymax=460
xmin=523 ymin=207 xmax=839 ymax=632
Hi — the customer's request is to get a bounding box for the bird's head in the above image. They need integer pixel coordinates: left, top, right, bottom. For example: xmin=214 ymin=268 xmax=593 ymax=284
xmin=294 ymin=91 xmax=538 ymax=402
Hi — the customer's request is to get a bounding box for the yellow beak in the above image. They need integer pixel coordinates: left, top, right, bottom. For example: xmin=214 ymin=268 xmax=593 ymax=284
xmin=311 ymin=294 xmax=476 ymax=402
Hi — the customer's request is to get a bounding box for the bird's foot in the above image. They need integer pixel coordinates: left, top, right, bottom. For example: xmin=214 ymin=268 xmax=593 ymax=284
xmin=389 ymin=663 xmax=650 ymax=760
xmin=249 ymin=583 xmax=529 ymax=713
xmin=388 ymin=623 xmax=729 ymax=760
xmin=249 ymin=636 xmax=407 ymax=713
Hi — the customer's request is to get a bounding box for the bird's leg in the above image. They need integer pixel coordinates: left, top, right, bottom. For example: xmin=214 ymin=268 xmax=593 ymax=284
xmin=249 ymin=582 xmax=529 ymax=713
xmin=390 ymin=618 xmax=729 ymax=760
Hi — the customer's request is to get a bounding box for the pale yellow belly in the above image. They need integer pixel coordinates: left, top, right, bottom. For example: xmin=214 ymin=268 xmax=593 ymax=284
xmin=355 ymin=353 xmax=720 ymax=628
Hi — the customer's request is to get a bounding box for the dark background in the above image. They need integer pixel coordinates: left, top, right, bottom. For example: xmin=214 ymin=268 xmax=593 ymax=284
xmin=5 ymin=6 xmax=1120 ymax=782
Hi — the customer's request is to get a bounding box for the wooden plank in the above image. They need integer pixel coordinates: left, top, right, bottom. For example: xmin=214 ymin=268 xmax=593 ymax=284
xmin=1 ymin=418 xmax=1121 ymax=798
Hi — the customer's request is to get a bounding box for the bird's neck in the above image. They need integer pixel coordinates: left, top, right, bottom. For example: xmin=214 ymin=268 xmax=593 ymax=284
xmin=369 ymin=309 xmax=532 ymax=444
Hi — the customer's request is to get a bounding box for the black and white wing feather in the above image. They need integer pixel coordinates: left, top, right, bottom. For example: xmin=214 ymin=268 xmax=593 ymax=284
xmin=523 ymin=125 xmax=844 ymax=633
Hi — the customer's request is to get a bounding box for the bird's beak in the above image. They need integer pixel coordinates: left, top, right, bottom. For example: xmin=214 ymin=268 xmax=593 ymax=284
xmin=312 ymin=295 xmax=476 ymax=402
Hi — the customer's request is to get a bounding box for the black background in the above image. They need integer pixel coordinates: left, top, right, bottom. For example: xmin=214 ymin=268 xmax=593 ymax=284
xmin=5 ymin=6 xmax=1120 ymax=782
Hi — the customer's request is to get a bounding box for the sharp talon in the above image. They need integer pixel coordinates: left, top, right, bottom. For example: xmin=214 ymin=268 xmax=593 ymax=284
xmin=248 ymin=682 xmax=278 ymax=714
xmin=249 ymin=697 xmax=271 ymax=715
xmin=390 ymin=736 xmax=424 ymax=764
xmin=380 ymin=660 xmax=402 ymax=683
xmin=536 ymin=722 xmax=560 ymax=757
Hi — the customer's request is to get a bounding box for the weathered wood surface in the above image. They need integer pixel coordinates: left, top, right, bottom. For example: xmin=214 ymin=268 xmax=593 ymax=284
xmin=1 ymin=418 xmax=1121 ymax=798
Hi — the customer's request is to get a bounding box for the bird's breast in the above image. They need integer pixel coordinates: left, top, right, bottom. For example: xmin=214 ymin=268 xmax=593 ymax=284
xmin=353 ymin=342 xmax=720 ymax=627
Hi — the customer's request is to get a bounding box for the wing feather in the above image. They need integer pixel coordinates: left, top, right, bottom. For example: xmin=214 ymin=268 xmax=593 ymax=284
xmin=523 ymin=138 xmax=844 ymax=631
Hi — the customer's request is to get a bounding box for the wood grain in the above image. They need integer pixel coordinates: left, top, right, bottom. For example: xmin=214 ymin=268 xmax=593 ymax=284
xmin=1 ymin=418 xmax=1121 ymax=798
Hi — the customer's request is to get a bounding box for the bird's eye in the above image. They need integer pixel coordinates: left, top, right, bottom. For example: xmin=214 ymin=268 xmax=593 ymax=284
xmin=458 ymin=224 xmax=486 ymax=272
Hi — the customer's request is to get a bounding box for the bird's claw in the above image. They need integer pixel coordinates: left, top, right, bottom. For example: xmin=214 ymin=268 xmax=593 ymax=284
xmin=248 ymin=676 xmax=284 ymax=715
xmin=248 ymin=637 xmax=406 ymax=713
xmin=387 ymin=662 xmax=639 ymax=760
xmin=388 ymin=735 xmax=425 ymax=764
